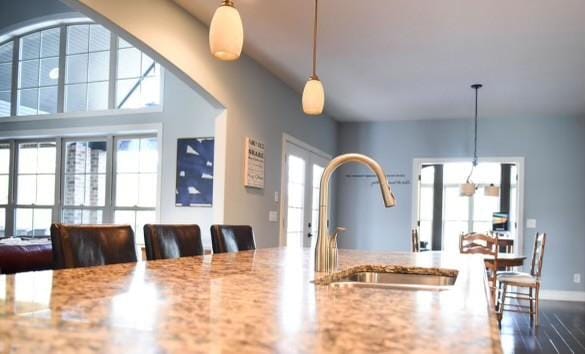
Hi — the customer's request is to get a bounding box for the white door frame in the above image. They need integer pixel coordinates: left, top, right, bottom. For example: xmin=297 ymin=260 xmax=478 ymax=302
xmin=279 ymin=133 xmax=332 ymax=247
xmin=411 ymin=157 xmax=525 ymax=253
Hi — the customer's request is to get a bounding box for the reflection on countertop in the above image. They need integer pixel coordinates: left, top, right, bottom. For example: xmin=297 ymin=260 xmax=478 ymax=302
xmin=0 ymin=248 xmax=501 ymax=353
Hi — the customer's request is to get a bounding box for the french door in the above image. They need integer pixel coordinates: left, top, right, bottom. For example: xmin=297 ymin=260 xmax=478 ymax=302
xmin=281 ymin=140 xmax=329 ymax=249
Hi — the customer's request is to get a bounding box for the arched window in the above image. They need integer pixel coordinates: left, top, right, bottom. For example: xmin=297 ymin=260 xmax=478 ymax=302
xmin=0 ymin=20 xmax=161 ymax=118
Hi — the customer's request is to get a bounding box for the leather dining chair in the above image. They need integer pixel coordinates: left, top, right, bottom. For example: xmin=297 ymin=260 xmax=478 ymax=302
xmin=143 ymin=224 xmax=204 ymax=260
xmin=50 ymin=224 xmax=137 ymax=269
xmin=210 ymin=225 xmax=256 ymax=253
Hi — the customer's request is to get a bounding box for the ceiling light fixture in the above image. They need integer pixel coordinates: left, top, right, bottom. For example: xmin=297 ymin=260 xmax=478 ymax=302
xmin=209 ymin=0 xmax=244 ymax=61
xmin=302 ymin=0 xmax=325 ymax=116
xmin=460 ymin=84 xmax=483 ymax=197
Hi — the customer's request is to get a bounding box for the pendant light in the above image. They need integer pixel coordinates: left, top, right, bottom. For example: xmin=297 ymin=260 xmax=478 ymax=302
xmin=302 ymin=0 xmax=325 ymax=115
xmin=209 ymin=0 xmax=244 ymax=61
xmin=485 ymin=183 xmax=500 ymax=197
xmin=460 ymin=84 xmax=483 ymax=197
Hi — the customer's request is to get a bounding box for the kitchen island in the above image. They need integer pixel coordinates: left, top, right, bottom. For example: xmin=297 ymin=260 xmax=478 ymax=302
xmin=0 ymin=248 xmax=501 ymax=353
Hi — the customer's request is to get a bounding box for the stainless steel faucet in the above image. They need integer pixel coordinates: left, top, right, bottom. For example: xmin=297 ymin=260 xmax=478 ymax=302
xmin=315 ymin=153 xmax=396 ymax=272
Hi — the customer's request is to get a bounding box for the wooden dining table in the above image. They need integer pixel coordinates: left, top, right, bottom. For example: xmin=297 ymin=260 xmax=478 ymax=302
xmin=484 ymin=253 xmax=527 ymax=270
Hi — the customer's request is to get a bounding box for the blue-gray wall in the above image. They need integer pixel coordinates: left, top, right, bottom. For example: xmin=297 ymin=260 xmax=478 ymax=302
xmin=335 ymin=116 xmax=585 ymax=292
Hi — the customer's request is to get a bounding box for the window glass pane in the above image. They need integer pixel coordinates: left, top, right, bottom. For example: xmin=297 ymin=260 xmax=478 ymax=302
xmin=116 ymin=173 xmax=138 ymax=206
xmin=66 ymin=53 xmax=87 ymax=84
xmin=443 ymin=221 xmax=468 ymax=253
xmin=141 ymin=75 xmax=160 ymax=107
xmin=139 ymin=138 xmax=158 ymax=173
xmin=0 ymin=175 xmax=8 ymax=205
xmin=15 ymin=208 xmax=32 ymax=236
xmin=444 ymin=186 xmax=468 ymax=221
xmin=84 ymin=174 xmax=106 ymax=206
xmin=117 ymin=47 xmax=141 ymax=79
xmin=19 ymin=60 xmax=39 ymax=88
xmin=32 ymin=208 xmax=51 ymax=236
xmin=62 ymin=209 xmax=103 ymax=224
xmin=15 ymin=208 xmax=51 ymax=237
xmin=87 ymin=81 xmax=108 ymax=110
xmin=89 ymin=25 xmax=110 ymax=52
xmin=0 ymin=208 xmax=5 ymax=237
xmin=64 ymin=175 xmax=85 ymax=205
xmin=65 ymin=83 xmax=87 ymax=112
xmin=0 ymin=91 xmax=10 ymax=117
xmin=116 ymin=78 xmax=140 ymax=108
xmin=0 ymin=63 xmax=12 ymax=91
xmin=67 ymin=25 xmax=89 ymax=55
xmin=17 ymin=88 xmax=38 ymax=115
xmin=17 ymin=175 xmax=36 ymax=204
xmin=420 ymin=186 xmax=433 ymax=220
xmin=40 ymin=28 xmax=60 ymax=58
xmin=116 ymin=139 xmax=139 ymax=172
xmin=37 ymin=142 xmax=56 ymax=173
xmin=20 ymin=32 xmax=40 ymax=60
xmin=443 ymin=162 xmax=473 ymax=184
xmin=39 ymin=57 xmax=59 ymax=86
xmin=118 ymin=38 xmax=133 ymax=49
xmin=0 ymin=41 xmax=13 ymax=63
xmin=85 ymin=141 xmax=107 ymax=173
xmin=18 ymin=143 xmax=38 ymax=174
xmin=36 ymin=175 xmax=55 ymax=205
xmin=138 ymin=174 xmax=156 ymax=207
xmin=88 ymin=51 xmax=109 ymax=82
xmin=38 ymin=86 xmax=58 ymax=114
xmin=420 ymin=165 xmax=435 ymax=184
xmin=0 ymin=144 xmax=9 ymax=174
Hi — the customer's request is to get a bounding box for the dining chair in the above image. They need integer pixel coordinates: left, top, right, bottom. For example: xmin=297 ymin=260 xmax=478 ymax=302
xmin=50 ymin=224 xmax=137 ymax=269
xmin=143 ymin=224 xmax=204 ymax=260
xmin=210 ymin=225 xmax=256 ymax=253
xmin=460 ymin=232 xmax=499 ymax=298
xmin=411 ymin=228 xmax=420 ymax=252
xmin=496 ymin=232 xmax=546 ymax=327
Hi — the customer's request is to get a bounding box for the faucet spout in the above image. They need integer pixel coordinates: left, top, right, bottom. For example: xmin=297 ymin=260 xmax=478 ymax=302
xmin=314 ymin=153 xmax=396 ymax=273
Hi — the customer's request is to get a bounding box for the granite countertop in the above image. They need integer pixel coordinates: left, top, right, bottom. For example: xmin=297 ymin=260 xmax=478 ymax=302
xmin=0 ymin=248 xmax=501 ymax=353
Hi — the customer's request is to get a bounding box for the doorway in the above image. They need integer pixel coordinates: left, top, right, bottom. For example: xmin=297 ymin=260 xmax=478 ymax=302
xmin=413 ymin=158 xmax=524 ymax=253
xmin=279 ymin=135 xmax=331 ymax=249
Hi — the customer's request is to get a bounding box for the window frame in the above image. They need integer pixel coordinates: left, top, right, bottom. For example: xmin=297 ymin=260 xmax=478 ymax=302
xmin=0 ymin=132 xmax=159 ymax=240
xmin=0 ymin=20 xmax=163 ymax=121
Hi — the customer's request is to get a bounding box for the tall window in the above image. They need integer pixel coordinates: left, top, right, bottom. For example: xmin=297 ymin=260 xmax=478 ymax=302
xmin=62 ymin=139 xmax=108 ymax=224
xmin=0 ymin=135 xmax=158 ymax=243
xmin=113 ymin=137 xmax=158 ymax=244
xmin=17 ymin=28 xmax=60 ymax=115
xmin=0 ymin=143 xmax=10 ymax=236
xmin=417 ymin=161 xmax=519 ymax=252
xmin=15 ymin=142 xmax=57 ymax=236
xmin=0 ymin=20 xmax=161 ymax=118
xmin=65 ymin=24 xmax=111 ymax=112
xmin=0 ymin=42 xmax=13 ymax=117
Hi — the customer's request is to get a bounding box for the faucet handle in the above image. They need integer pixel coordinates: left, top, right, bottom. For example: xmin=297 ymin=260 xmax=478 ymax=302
xmin=331 ymin=227 xmax=347 ymax=246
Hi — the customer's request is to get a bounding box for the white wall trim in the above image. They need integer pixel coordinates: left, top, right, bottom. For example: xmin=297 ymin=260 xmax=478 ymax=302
xmin=540 ymin=290 xmax=585 ymax=302
xmin=411 ymin=156 xmax=525 ymax=252
xmin=0 ymin=122 xmax=162 ymax=140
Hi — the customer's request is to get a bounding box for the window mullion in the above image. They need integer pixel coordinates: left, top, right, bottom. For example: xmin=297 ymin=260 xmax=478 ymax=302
xmin=108 ymin=34 xmax=117 ymax=110
xmin=105 ymin=135 xmax=114 ymax=223
xmin=5 ymin=140 xmax=16 ymax=236
xmin=10 ymin=38 xmax=19 ymax=117
xmin=57 ymin=25 xmax=67 ymax=113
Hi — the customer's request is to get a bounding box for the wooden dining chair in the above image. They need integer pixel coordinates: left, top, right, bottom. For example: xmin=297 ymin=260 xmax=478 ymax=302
xmin=496 ymin=232 xmax=546 ymax=327
xmin=460 ymin=232 xmax=499 ymax=298
xmin=411 ymin=229 xmax=420 ymax=252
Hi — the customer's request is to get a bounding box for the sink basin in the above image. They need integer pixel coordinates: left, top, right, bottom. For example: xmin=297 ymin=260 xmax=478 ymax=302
xmin=329 ymin=271 xmax=457 ymax=290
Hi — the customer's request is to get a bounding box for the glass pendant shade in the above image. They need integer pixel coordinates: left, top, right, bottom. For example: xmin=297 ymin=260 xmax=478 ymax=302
xmin=484 ymin=184 xmax=500 ymax=197
xmin=209 ymin=3 xmax=244 ymax=61
xmin=302 ymin=78 xmax=325 ymax=115
xmin=460 ymin=182 xmax=476 ymax=197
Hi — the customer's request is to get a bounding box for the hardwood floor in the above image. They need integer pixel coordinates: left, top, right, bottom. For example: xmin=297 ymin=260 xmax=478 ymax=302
xmin=499 ymin=300 xmax=585 ymax=354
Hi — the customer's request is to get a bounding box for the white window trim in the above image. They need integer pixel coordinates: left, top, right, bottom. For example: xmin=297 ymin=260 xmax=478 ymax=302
xmin=411 ymin=157 xmax=525 ymax=253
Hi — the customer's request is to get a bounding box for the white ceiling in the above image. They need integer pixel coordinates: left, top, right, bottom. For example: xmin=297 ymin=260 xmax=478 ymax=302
xmin=173 ymin=0 xmax=585 ymax=122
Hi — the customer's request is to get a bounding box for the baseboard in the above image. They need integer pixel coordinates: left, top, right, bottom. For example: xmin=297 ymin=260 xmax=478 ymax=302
xmin=540 ymin=289 xmax=585 ymax=302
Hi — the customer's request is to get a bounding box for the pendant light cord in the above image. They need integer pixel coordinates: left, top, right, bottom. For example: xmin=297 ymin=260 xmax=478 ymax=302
xmin=311 ymin=0 xmax=319 ymax=79
xmin=466 ymin=84 xmax=481 ymax=183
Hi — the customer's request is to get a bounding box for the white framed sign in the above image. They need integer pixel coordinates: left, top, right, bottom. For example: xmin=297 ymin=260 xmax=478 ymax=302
xmin=244 ymin=137 xmax=265 ymax=189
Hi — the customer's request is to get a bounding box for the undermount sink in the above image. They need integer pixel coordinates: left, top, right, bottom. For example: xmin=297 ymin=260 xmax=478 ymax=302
xmin=328 ymin=271 xmax=458 ymax=291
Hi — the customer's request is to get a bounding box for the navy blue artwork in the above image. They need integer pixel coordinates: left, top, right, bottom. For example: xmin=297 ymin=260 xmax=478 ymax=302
xmin=176 ymin=138 xmax=214 ymax=206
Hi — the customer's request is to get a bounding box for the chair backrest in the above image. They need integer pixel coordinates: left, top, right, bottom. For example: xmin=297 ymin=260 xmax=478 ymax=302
xmin=50 ymin=224 xmax=137 ymax=269
xmin=210 ymin=225 xmax=256 ymax=253
xmin=411 ymin=229 xmax=420 ymax=252
xmin=459 ymin=232 xmax=499 ymax=256
xmin=143 ymin=224 xmax=203 ymax=260
xmin=530 ymin=232 xmax=546 ymax=278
